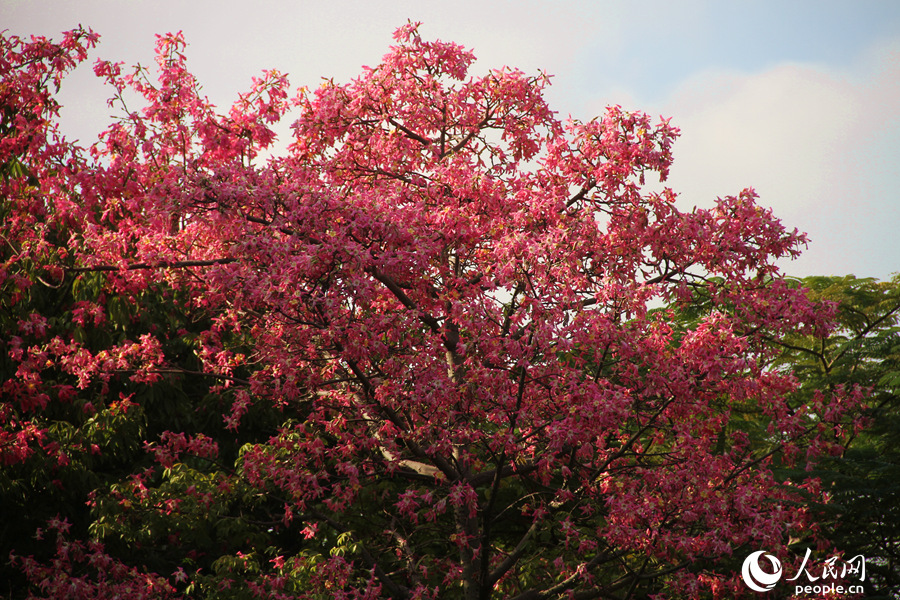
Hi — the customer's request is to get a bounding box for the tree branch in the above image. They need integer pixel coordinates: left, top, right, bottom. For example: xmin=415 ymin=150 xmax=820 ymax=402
xmin=66 ymin=258 xmax=237 ymax=273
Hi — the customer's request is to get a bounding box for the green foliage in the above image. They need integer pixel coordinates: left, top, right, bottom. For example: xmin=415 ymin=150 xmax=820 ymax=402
xmin=775 ymin=274 xmax=900 ymax=598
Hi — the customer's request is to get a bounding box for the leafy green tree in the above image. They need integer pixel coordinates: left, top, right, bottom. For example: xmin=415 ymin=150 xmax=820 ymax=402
xmin=773 ymin=274 xmax=900 ymax=598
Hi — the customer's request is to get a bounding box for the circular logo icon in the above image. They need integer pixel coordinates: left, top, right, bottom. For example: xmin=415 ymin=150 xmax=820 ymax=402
xmin=741 ymin=550 xmax=783 ymax=592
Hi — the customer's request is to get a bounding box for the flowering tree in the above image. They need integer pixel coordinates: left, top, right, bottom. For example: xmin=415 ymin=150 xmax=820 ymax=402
xmin=2 ymin=24 xmax=862 ymax=599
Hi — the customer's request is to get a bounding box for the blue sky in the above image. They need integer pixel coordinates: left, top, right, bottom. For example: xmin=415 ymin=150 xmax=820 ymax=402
xmin=4 ymin=0 xmax=899 ymax=279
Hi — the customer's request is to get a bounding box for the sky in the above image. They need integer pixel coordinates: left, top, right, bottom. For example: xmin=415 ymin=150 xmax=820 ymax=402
xmin=4 ymin=0 xmax=900 ymax=279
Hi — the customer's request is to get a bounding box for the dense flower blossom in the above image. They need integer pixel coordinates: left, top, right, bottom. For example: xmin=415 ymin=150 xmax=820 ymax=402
xmin=1 ymin=23 xmax=863 ymax=600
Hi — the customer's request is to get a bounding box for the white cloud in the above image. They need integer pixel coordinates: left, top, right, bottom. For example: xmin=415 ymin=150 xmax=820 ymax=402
xmin=650 ymin=39 xmax=900 ymax=277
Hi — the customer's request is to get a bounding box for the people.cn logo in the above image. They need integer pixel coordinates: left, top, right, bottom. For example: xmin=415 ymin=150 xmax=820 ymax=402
xmin=742 ymin=550 xmax=784 ymax=592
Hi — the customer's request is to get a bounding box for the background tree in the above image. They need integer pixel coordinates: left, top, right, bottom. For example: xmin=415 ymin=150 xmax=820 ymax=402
xmin=2 ymin=24 xmax=863 ymax=599
xmin=772 ymin=274 xmax=900 ymax=599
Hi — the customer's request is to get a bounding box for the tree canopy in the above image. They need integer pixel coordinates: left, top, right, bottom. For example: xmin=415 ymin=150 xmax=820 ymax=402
xmin=1 ymin=24 xmax=866 ymax=599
